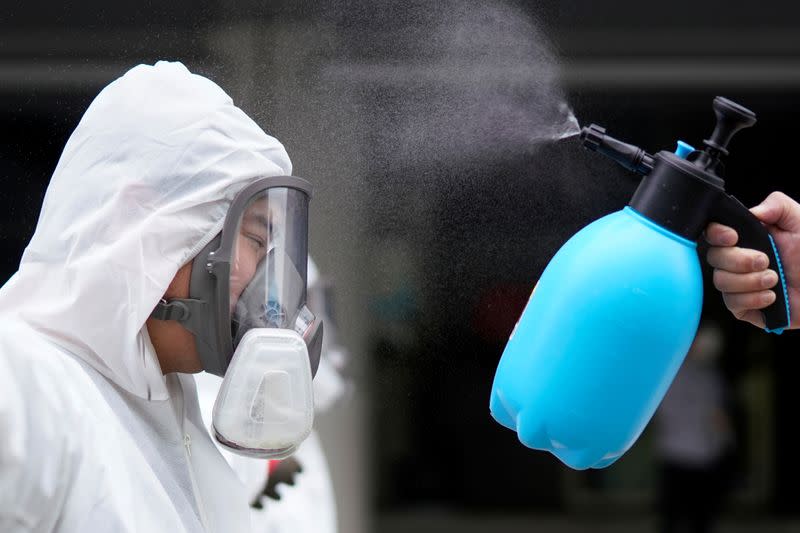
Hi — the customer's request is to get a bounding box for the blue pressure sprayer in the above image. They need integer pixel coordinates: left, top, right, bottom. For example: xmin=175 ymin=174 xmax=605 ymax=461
xmin=489 ymin=97 xmax=790 ymax=470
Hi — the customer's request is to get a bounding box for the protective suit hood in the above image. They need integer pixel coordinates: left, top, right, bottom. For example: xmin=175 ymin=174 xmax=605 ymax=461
xmin=0 ymin=61 xmax=291 ymax=401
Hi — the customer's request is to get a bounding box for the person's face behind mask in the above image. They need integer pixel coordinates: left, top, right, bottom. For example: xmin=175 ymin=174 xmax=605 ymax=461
xmin=230 ymin=199 xmax=276 ymax=312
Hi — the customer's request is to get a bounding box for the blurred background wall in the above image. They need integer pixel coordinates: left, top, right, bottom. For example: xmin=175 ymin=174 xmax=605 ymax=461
xmin=2 ymin=1 xmax=800 ymax=532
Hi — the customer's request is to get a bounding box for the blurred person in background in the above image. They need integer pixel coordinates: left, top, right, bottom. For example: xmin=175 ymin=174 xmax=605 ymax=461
xmin=653 ymin=321 xmax=738 ymax=533
xmin=195 ymin=258 xmax=349 ymax=533
xmin=0 ymin=60 xmax=322 ymax=532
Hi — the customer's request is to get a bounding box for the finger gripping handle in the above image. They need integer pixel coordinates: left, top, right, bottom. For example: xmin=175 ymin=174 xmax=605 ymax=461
xmin=712 ymin=194 xmax=791 ymax=333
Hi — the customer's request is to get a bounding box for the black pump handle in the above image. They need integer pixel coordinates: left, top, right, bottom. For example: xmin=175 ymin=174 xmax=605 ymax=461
xmin=705 ymin=97 xmax=757 ymax=155
xmin=711 ymin=194 xmax=791 ymax=333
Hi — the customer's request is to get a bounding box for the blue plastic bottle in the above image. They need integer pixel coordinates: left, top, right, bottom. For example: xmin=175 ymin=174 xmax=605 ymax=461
xmin=490 ymin=97 xmax=790 ymax=470
xmin=491 ymin=207 xmax=702 ymax=469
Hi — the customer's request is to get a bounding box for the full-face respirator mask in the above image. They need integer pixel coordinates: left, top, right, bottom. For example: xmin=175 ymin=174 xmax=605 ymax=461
xmin=151 ymin=176 xmax=322 ymax=459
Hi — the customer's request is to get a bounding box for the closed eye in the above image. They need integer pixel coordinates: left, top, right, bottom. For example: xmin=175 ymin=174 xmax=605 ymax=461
xmin=245 ymin=232 xmax=266 ymax=249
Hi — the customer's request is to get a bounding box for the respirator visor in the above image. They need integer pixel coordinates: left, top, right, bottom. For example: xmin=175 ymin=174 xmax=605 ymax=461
xmin=229 ymin=187 xmax=311 ymax=347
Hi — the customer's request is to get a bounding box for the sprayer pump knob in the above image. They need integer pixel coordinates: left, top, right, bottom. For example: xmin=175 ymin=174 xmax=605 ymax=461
xmin=704 ymin=97 xmax=757 ymax=156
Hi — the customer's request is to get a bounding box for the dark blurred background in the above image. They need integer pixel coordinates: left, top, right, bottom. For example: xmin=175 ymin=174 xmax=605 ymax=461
xmin=3 ymin=1 xmax=800 ymax=532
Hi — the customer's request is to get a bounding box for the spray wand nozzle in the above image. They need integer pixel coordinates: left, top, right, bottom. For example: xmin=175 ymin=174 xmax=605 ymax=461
xmin=580 ymin=124 xmax=654 ymax=176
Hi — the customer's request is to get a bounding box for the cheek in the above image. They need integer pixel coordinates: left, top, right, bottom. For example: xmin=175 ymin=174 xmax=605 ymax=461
xmin=230 ymin=253 xmax=258 ymax=309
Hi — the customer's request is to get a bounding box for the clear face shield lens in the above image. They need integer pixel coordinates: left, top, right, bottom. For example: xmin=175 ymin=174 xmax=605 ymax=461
xmin=229 ymin=188 xmax=310 ymax=344
xmin=212 ymin=185 xmax=319 ymax=459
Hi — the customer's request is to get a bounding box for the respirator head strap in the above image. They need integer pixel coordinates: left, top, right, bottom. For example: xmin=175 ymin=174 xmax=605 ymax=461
xmin=151 ymin=299 xmax=190 ymax=322
xmin=151 ymin=298 xmax=209 ymax=323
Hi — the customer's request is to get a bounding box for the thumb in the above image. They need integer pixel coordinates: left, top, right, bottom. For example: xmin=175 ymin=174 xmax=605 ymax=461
xmin=750 ymin=192 xmax=800 ymax=232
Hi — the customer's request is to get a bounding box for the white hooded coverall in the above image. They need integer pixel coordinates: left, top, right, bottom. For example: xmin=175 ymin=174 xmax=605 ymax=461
xmin=0 ymin=61 xmax=293 ymax=532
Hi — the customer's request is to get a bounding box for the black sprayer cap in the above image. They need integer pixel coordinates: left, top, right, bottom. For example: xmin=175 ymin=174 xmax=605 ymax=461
xmin=579 ymin=96 xmax=756 ymax=241
xmin=629 ymin=96 xmax=757 ymax=239
xmin=629 ymin=151 xmax=723 ymax=239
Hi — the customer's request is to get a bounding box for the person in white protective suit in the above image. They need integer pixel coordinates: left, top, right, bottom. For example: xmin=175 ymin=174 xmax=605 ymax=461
xmin=0 ymin=61 xmax=325 ymax=533
xmin=195 ymin=258 xmax=349 ymax=533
